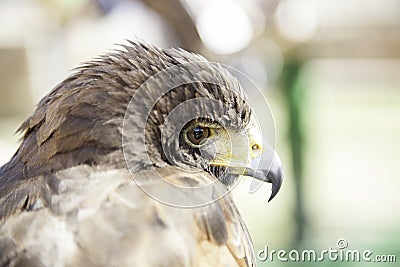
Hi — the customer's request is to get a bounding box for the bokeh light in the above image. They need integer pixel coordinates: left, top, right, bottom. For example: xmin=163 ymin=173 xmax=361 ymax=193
xmin=195 ymin=0 xmax=253 ymax=54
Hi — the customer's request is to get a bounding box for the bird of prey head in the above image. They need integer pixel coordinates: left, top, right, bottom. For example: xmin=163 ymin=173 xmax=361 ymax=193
xmin=0 ymin=41 xmax=282 ymax=266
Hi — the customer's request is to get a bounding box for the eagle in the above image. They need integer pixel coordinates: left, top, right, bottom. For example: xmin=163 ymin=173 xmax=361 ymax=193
xmin=0 ymin=41 xmax=283 ymax=267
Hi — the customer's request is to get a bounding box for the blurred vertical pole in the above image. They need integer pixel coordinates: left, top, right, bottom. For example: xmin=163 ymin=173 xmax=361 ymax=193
xmin=140 ymin=0 xmax=203 ymax=53
xmin=281 ymin=59 xmax=305 ymax=247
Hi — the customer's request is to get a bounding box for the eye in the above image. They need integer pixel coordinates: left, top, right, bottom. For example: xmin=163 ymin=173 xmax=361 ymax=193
xmin=186 ymin=126 xmax=210 ymax=146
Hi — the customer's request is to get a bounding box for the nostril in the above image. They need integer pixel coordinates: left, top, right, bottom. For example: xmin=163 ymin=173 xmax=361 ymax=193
xmin=252 ymin=144 xmax=260 ymax=151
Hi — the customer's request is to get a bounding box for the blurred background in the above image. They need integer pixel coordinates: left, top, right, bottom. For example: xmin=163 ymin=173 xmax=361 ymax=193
xmin=0 ymin=0 xmax=399 ymax=266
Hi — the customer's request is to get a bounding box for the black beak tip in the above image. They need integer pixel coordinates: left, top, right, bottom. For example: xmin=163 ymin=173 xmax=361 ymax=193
xmin=242 ymin=163 xmax=283 ymax=202
xmin=267 ymin=167 xmax=283 ymax=202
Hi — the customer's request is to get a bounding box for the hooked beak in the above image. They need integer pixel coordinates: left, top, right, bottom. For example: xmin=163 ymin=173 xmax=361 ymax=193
xmin=243 ymin=152 xmax=283 ymax=202
xmin=206 ymin=122 xmax=284 ymax=202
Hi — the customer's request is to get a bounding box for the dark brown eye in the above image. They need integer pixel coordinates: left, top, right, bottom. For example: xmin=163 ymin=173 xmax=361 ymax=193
xmin=186 ymin=126 xmax=210 ymax=146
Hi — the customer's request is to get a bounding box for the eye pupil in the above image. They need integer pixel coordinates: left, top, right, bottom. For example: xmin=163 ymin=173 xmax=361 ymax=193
xmin=193 ymin=127 xmax=204 ymax=140
xmin=186 ymin=125 xmax=210 ymax=146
